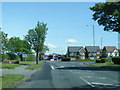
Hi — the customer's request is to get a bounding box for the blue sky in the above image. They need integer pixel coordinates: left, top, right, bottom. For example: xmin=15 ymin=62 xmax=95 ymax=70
xmin=2 ymin=2 xmax=118 ymax=54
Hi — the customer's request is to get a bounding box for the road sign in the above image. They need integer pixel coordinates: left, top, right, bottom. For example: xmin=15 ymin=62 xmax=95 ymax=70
xmin=22 ymin=54 xmax=27 ymax=58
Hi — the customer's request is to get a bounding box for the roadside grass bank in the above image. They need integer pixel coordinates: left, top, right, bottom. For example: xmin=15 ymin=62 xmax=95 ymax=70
xmin=25 ymin=61 xmax=43 ymax=70
xmin=1 ymin=61 xmax=35 ymax=69
xmin=1 ymin=74 xmax=24 ymax=88
xmin=70 ymin=59 xmax=94 ymax=62
xmin=84 ymin=62 xmax=120 ymax=70
xmin=19 ymin=61 xmax=35 ymax=65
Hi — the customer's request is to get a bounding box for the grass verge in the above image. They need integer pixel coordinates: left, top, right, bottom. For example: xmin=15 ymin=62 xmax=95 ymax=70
xmin=2 ymin=64 xmax=21 ymax=69
xmin=25 ymin=61 xmax=43 ymax=70
xmin=85 ymin=62 xmax=120 ymax=70
xmin=1 ymin=61 xmax=35 ymax=69
xmin=70 ymin=59 xmax=94 ymax=62
xmin=1 ymin=74 xmax=24 ymax=88
xmin=19 ymin=61 xmax=35 ymax=65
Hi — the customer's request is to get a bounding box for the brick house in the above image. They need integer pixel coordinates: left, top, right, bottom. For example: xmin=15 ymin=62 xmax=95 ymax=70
xmin=85 ymin=46 xmax=101 ymax=60
xmin=102 ymin=46 xmax=119 ymax=57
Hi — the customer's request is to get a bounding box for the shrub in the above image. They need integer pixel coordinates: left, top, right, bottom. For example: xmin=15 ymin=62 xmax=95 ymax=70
xmin=3 ymin=60 xmax=11 ymax=64
xmin=112 ymin=57 xmax=120 ymax=64
xmin=3 ymin=60 xmax=20 ymax=64
xmin=10 ymin=60 xmax=20 ymax=64
xmin=101 ymin=57 xmax=110 ymax=62
xmin=95 ymin=58 xmax=105 ymax=63
xmin=61 ymin=57 xmax=71 ymax=61
xmin=2 ymin=54 xmax=9 ymax=61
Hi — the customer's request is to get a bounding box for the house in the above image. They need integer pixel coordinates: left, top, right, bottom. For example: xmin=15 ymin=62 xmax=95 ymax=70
xmin=79 ymin=48 xmax=86 ymax=59
xmin=67 ymin=46 xmax=85 ymax=60
xmin=102 ymin=46 xmax=119 ymax=57
xmin=85 ymin=46 xmax=101 ymax=60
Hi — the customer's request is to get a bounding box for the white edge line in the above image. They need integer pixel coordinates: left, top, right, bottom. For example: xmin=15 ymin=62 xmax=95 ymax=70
xmin=91 ymin=82 xmax=120 ymax=86
xmin=79 ymin=76 xmax=95 ymax=87
xmin=50 ymin=66 xmax=54 ymax=69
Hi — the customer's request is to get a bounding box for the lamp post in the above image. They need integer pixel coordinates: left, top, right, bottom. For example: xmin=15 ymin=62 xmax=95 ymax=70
xmin=92 ymin=25 xmax=95 ymax=46
xmin=86 ymin=25 xmax=95 ymax=46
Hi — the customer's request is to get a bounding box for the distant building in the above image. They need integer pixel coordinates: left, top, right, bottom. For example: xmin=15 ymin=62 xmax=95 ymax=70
xmin=85 ymin=46 xmax=101 ymax=60
xmin=67 ymin=46 xmax=84 ymax=60
xmin=102 ymin=46 xmax=119 ymax=57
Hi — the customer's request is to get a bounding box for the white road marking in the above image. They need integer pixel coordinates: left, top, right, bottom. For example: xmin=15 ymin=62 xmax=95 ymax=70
xmin=60 ymin=66 xmax=64 ymax=68
xmin=82 ymin=76 xmax=92 ymax=78
xmin=91 ymin=82 xmax=120 ymax=86
xmin=79 ymin=76 xmax=95 ymax=87
xmin=50 ymin=66 xmax=55 ymax=69
xmin=98 ymin=77 xmax=106 ymax=79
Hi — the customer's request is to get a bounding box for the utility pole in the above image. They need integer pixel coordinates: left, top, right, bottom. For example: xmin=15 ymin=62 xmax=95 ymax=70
xmin=101 ymin=37 xmax=102 ymax=49
xmin=86 ymin=25 xmax=95 ymax=46
xmin=118 ymin=32 xmax=120 ymax=49
xmin=92 ymin=25 xmax=95 ymax=46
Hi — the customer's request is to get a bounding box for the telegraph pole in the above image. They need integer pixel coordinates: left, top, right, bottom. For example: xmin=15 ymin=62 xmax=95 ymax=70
xmin=101 ymin=37 xmax=102 ymax=49
xmin=92 ymin=25 xmax=95 ymax=46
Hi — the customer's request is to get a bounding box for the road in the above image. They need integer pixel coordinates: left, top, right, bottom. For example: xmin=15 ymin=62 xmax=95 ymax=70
xmin=18 ymin=61 xmax=120 ymax=89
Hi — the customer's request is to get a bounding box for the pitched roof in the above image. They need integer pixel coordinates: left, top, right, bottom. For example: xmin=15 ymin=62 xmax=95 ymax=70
xmin=79 ymin=48 xmax=86 ymax=52
xmin=104 ymin=46 xmax=117 ymax=52
xmin=68 ymin=46 xmax=83 ymax=52
xmin=85 ymin=46 xmax=100 ymax=52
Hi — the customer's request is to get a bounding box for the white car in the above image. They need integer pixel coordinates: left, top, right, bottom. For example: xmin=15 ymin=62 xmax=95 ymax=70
xmin=50 ymin=59 xmax=54 ymax=62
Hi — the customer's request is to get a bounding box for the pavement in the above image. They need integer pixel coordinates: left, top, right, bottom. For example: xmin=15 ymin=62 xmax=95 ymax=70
xmin=1 ymin=62 xmax=38 ymax=78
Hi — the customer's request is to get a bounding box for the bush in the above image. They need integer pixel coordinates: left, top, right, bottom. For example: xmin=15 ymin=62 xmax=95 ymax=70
xmin=112 ymin=57 xmax=120 ymax=64
xmin=95 ymin=58 xmax=105 ymax=63
xmin=25 ymin=55 xmax=36 ymax=61
xmin=3 ymin=60 xmax=20 ymax=64
xmin=61 ymin=57 xmax=71 ymax=61
xmin=101 ymin=57 xmax=110 ymax=62
xmin=2 ymin=54 xmax=9 ymax=61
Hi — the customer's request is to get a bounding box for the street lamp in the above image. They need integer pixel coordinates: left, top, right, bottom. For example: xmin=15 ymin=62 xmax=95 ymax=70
xmin=86 ymin=25 xmax=95 ymax=46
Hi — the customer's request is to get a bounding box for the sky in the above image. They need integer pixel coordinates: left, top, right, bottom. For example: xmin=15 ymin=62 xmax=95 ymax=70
xmin=2 ymin=1 xmax=119 ymax=54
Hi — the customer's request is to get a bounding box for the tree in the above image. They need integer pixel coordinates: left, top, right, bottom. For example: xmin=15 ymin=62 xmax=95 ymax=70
xmin=6 ymin=37 xmax=32 ymax=61
xmin=90 ymin=2 xmax=120 ymax=33
xmin=0 ymin=31 xmax=8 ymax=54
xmin=40 ymin=45 xmax=49 ymax=55
xmin=25 ymin=22 xmax=48 ymax=64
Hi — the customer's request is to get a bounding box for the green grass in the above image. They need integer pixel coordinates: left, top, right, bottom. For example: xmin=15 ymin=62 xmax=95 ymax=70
xmin=85 ymin=62 xmax=120 ymax=69
xmin=1 ymin=74 xmax=24 ymax=88
xmin=70 ymin=59 xmax=94 ymax=62
xmin=1 ymin=61 xmax=35 ymax=69
xmin=25 ymin=61 xmax=43 ymax=70
xmin=19 ymin=61 xmax=35 ymax=65
xmin=2 ymin=64 xmax=21 ymax=69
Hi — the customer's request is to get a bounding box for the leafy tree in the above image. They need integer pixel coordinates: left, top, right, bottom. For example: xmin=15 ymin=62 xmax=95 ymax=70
xmin=0 ymin=31 xmax=8 ymax=54
xmin=6 ymin=37 xmax=32 ymax=61
xmin=25 ymin=22 xmax=48 ymax=64
xmin=40 ymin=45 xmax=49 ymax=55
xmin=90 ymin=2 xmax=120 ymax=32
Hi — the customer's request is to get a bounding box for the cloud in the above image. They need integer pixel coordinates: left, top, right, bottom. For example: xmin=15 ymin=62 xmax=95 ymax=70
xmin=47 ymin=43 xmax=57 ymax=48
xmin=116 ymin=41 xmax=120 ymax=44
xmin=66 ymin=39 xmax=78 ymax=43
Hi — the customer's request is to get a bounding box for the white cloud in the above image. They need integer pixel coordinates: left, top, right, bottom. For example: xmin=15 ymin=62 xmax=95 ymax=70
xmin=46 ymin=43 xmax=57 ymax=48
xmin=116 ymin=41 xmax=120 ymax=44
xmin=66 ymin=39 xmax=78 ymax=43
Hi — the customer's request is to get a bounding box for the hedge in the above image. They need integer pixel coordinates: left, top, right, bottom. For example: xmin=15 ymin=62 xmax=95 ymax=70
xmin=96 ymin=59 xmax=105 ymax=63
xmin=61 ymin=57 xmax=71 ymax=61
xmin=112 ymin=57 xmax=120 ymax=64
xmin=3 ymin=60 xmax=20 ymax=64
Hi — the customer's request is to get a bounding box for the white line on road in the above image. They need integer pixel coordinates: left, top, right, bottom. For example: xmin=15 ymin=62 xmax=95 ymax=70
xmin=91 ymin=82 xmax=120 ymax=86
xmin=79 ymin=76 xmax=95 ymax=87
xmin=60 ymin=66 xmax=64 ymax=68
xmin=50 ymin=66 xmax=55 ymax=69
